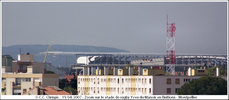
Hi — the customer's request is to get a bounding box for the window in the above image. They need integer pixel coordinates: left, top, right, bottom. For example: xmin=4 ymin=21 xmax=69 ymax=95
xmin=145 ymin=78 xmax=147 ymax=84
xmin=175 ymin=88 xmax=179 ymax=94
xmin=198 ymin=70 xmax=204 ymax=73
xmin=19 ymin=65 xmax=23 ymax=70
xmin=16 ymin=78 xmax=31 ymax=85
xmin=118 ymin=79 xmax=119 ymax=84
xmin=167 ymin=78 xmax=171 ymax=84
xmin=167 ymin=88 xmax=171 ymax=94
xmin=149 ymin=79 xmax=151 ymax=84
xmin=2 ymin=78 xmax=6 ymax=86
xmin=149 ymin=88 xmax=151 ymax=94
xmin=122 ymin=78 xmax=124 ymax=83
xmin=98 ymin=78 xmax=99 ymax=84
xmin=175 ymin=78 xmax=180 ymax=84
xmin=94 ymin=78 xmax=96 ymax=84
xmin=13 ymin=89 xmax=21 ymax=95
xmin=184 ymin=78 xmax=191 ymax=82
xmin=2 ymin=89 xmax=6 ymax=93
xmin=34 ymin=78 xmax=40 ymax=82
xmin=16 ymin=78 xmax=21 ymax=85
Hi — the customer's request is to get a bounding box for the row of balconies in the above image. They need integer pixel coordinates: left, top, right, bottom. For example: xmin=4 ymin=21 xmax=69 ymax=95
xmin=94 ymin=67 xmax=164 ymax=76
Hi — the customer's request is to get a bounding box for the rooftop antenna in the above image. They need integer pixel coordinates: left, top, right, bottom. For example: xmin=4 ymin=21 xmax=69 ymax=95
xmin=166 ymin=14 xmax=176 ymax=75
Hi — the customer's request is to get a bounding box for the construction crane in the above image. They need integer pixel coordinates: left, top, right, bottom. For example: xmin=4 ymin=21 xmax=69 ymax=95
xmin=43 ymin=36 xmax=56 ymax=63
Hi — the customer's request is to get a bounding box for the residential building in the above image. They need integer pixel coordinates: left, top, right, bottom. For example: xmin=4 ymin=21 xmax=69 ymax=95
xmin=11 ymin=53 xmax=44 ymax=74
xmin=1 ymin=71 xmax=59 ymax=95
xmin=77 ymin=66 xmax=226 ymax=95
xmin=23 ymin=86 xmax=70 ymax=95
xmin=1 ymin=53 xmax=59 ymax=95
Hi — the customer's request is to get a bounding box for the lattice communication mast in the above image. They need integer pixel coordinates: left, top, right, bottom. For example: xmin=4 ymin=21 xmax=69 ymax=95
xmin=166 ymin=15 xmax=176 ymax=75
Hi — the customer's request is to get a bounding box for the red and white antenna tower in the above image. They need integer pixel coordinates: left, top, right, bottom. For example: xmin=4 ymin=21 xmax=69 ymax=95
xmin=166 ymin=15 xmax=176 ymax=75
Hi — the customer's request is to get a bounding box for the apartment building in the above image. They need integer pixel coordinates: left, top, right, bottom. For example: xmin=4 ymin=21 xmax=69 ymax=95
xmin=1 ymin=53 xmax=59 ymax=95
xmin=2 ymin=70 xmax=59 ymax=95
xmin=77 ymin=66 xmax=226 ymax=95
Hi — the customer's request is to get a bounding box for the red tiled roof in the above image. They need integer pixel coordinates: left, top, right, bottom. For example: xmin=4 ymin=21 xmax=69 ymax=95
xmin=44 ymin=87 xmax=70 ymax=95
xmin=65 ymin=75 xmax=77 ymax=82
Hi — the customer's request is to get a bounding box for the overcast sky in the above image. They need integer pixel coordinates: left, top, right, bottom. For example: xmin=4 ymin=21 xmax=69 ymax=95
xmin=2 ymin=2 xmax=227 ymax=54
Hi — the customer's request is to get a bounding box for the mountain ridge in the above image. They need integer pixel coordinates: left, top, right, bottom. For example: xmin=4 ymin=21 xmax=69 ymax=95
xmin=2 ymin=44 xmax=129 ymax=67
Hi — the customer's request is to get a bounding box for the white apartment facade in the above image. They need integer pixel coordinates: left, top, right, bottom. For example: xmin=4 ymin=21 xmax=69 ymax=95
xmin=78 ymin=75 xmax=227 ymax=95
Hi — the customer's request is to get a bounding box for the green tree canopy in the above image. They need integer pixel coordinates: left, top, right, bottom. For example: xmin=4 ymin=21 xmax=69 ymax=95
xmin=177 ymin=76 xmax=227 ymax=95
xmin=64 ymin=86 xmax=77 ymax=95
xmin=208 ymin=66 xmax=226 ymax=76
xmin=59 ymin=78 xmax=69 ymax=89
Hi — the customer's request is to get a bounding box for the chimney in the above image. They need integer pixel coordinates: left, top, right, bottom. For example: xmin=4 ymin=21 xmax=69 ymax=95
xmin=27 ymin=66 xmax=33 ymax=73
xmin=188 ymin=67 xmax=192 ymax=76
xmin=216 ymin=67 xmax=220 ymax=76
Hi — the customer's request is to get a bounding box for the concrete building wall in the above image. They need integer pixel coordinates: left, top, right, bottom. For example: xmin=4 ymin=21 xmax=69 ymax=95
xmin=6 ymin=78 xmax=15 ymax=95
xmin=153 ymin=76 xmax=200 ymax=95
xmin=18 ymin=54 xmax=34 ymax=62
xmin=32 ymin=62 xmax=44 ymax=74
xmin=23 ymin=87 xmax=38 ymax=95
xmin=42 ymin=74 xmax=59 ymax=87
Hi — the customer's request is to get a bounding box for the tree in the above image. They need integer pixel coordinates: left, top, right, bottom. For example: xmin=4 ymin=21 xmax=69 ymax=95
xmin=59 ymin=79 xmax=69 ymax=89
xmin=177 ymin=76 xmax=227 ymax=95
xmin=64 ymin=86 xmax=77 ymax=95
xmin=208 ymin=66 xmax=226 ymax=76
xmin=70 ymin=75 xmax=77 ymax=89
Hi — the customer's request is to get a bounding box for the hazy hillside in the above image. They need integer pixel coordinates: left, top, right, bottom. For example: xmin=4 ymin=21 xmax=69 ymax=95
xmin=2 ymin=44 xmax=129 ymax=67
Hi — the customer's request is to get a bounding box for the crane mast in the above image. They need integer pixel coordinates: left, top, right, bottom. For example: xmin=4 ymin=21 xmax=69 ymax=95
xmin=43 ymin=36 xmax=56 ymax=63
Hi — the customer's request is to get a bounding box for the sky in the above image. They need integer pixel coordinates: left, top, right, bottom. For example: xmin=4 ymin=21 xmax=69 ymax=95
xmin=2 ymin=2 xmax=227 ymax=55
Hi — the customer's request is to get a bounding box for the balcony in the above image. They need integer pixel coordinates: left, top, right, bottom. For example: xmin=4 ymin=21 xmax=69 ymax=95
xmin=2 ymin=82 xmax=6 ymax=88
xmin=12 ymin=82 xmax=21 ymax=89
xmin=17 ymin=70 xmax=27 ymax=73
